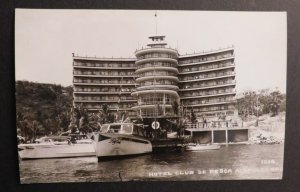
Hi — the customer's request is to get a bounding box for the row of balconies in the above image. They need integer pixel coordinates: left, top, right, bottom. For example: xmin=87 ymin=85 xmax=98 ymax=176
xmin=179 ymin=71 xmax=235 ymax=82
xmin=179 ymin=61 xmax=233 ymax=73
xmin=74 ymin=103 xmax=135 ymax=109
xmin=73 ymin=79 xmax=135 ymax=84
xmin=73 ymin=62 xmax=135 ymax=68
xmin=179 ymin=52 xmax=233 ymax=65
xmin=180 ymin=80 xmax=235 ymax=91
xmin=73 ymin=71 xmax=135 ymax=76
xmin=74 ymin=87 xmax=133 ymax=93
xmin=183 ymin=97 xmax=235 ymax=106
xmin=180 ymin=89 xmax=235 ymax=98
xmin=185 ymin=105 xmax=235 ymax=113
xmin=75 ymin=96 xmax=135 ymax=101
xmin=138 ymin=101 xmax=174 ymax=106
xmin=179 ymin=63 xmax=234 ymax=74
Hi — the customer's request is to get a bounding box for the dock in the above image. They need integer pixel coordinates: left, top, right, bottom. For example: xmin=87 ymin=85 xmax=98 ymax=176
xmin=185 ymin=123 xmax=251 ymax=145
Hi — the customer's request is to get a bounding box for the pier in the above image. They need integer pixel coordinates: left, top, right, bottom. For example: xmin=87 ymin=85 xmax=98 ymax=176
xmin=184 ymin=122 xmax=250 ymax=145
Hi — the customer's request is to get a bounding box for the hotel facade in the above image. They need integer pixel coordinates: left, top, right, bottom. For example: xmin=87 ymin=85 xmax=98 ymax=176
xmin=73 ymin=35 xmax=237 ymax=122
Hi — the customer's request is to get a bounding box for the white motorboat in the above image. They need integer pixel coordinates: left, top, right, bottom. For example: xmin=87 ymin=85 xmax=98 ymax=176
xmin=93 ymin=123 xmax=152 ymax=161
xmin=186 ymin=144 xmax=221 ymax=151
xmin=18 ymin=136 xmax=95 ymax=160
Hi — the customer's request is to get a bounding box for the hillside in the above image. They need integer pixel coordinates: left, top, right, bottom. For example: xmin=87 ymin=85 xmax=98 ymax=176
xmin=16 ymin=81 xmax=73 ymax=140
xmin=249 ymin=112 xmax=285 ymax=144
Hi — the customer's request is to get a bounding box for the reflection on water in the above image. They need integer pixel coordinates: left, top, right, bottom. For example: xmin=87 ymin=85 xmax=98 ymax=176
xmin=19 ymin=144 xmax=284 ymax=183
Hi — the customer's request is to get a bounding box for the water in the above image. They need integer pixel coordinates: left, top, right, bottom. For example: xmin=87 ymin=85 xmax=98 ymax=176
xmin=19 ymin=144 xmax=284 ymax=183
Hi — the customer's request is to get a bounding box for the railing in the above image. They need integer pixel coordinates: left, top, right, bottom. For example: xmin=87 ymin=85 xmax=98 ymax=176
xmin=136 ymin=85 xmax=179 ymax=91
xmin=179 ymin=72 xmax=235 ymax=82
xmin=73 ymin=63 xmax=135 ymax=68
xmin=137 ymin=63 xmax=177 ymax=69
xmin=138 ymin=101 xmax=174 ymax=105
xmin=137 ymin=54 xmax=177 ymax=60
xmin=180 ymin=80 xmax=236 ymax=91
xmin=185 ymin=120 xmax=240 ymax=129
xmin=179 ymin=64 xmax=235 ymax=74
xmin=137 ymin=72 xmax=177 ymax=78
xmin=181 ymin=90 xmax=235 ymax=98
xmin=73 ymin=72 xmax=135 ymax=76
xmin=135 ymin=46 xmax=178 ymax=53
xmin=179 ymin=53 xmax=234 ymax=65
xmin=74 ymin=89 xmax=133 ymax=92
xmin=184 ymin=99 xmax=235 ymax=106
xmin=73 ymin=80 xmax=135 ymax=84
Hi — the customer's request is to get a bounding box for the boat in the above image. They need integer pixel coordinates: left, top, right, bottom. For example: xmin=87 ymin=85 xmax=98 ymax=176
xmin=18 ymin=136 xmax=95 ymax=160
xmin=93 ymin=123 xmax=152 ymax=161
xmin=167 ymin=132 xmax=178 ymax=139
xmin=186 ymin=143 xmax=221 ymax=151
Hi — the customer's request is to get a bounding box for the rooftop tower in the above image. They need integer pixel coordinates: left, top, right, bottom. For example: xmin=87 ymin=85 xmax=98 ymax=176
xmin=131 ymin=35 xmax=180 ymax=118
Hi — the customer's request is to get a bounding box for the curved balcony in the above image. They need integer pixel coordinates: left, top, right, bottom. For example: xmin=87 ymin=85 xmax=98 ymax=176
xmin=135 ymin=47 xmax=179 ymax=57
xmin=135 ymin=57 xmax=178 ymax=65
xmin=136 ymin=76 xmax=179 ymax=83
xmin=131 ymin=89 xmax=179 ymax=98
xmin=179 ymin=64 xmax=235 ymax=75
xmin=131 ymin=104 xmax=172 ymax=110
xmin=136 ymin=66 xmax=178 ymax=74
xmin=136 ymin=85 xmax=179 ymax=91
xmin=180 ymin=92 xmax=236 ymax=100
xmin=179 ymin=82 xmax=236 ymax=91
xmin=179 ymin=73 xmax=235 ymax=83
xmin=137 ymin=63 xmax=177 ymax=69
xmin=137 ymin=71 xmax=177 ymax=78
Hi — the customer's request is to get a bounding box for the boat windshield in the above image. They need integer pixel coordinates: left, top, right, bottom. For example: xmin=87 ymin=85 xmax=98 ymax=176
xmin=100 ymin=124 xmax=109 ymax=133
xmin=109 ymin=125 xmax=122 ymax=133
xmin=120 ymin=124 xmax=133 ymax=134
xmin=101 ymin=124 xmax=133 ymax=134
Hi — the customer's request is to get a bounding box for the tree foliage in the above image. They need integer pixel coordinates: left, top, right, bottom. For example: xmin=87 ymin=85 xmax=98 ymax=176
xmin=236 ymin=89 xmax=286 ymax=120
xmin=16 ymin=81 xmax=73 ymax=140
xmin=190 ymin=109 xmax=197 ymax=123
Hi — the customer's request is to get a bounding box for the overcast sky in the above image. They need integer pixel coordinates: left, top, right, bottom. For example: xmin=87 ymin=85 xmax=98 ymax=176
xmin=15 ymin=9 xmax=287 ymax=93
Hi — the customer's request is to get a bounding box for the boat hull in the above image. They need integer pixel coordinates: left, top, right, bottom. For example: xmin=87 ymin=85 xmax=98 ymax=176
xmin=94 ymin=133 xmax=152 ymax=161
xmin=18 ymin=143 xmax=95 ymax=160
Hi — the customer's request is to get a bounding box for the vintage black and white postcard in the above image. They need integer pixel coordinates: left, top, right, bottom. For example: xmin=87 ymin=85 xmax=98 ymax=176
xmin=15 ymin=9 xmax=286 ymax=183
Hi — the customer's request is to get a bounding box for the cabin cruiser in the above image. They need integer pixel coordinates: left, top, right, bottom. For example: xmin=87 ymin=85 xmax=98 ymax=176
xmin=18 ymin=136 xmax=95 ymax=160
xmin=93 ymin=123 xmax=152 ymax=161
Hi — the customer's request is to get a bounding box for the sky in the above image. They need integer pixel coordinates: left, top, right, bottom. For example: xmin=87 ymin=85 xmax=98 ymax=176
xmin=15 ymin=9 xmax=287 ymax=93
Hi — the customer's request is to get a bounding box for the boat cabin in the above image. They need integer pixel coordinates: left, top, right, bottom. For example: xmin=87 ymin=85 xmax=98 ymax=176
xmin=100 ymin=123 xmax=145 ymax=137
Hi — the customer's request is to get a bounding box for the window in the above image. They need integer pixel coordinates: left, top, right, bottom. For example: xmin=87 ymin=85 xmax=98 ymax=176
xmin=109 ymin=125 xmax=121 ymax=133
xmin=120 ymin=124 xmax=133 ymax=134
xmin=100 ymin=124 xmax=109 ymax=133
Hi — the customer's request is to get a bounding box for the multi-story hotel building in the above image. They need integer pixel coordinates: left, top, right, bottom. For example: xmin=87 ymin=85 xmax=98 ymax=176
xmin=73 ymin=35 xmax=237 ymax=122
